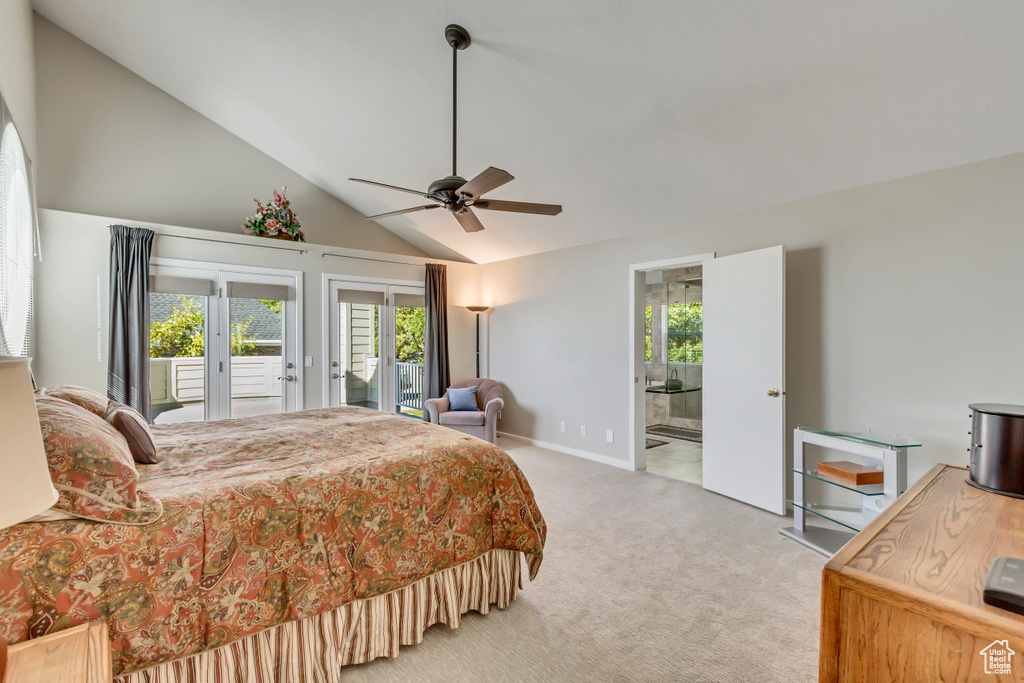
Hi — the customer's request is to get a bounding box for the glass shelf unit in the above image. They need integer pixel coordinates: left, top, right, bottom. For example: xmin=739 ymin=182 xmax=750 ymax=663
xmin=791 ymin=502 xmax=863 ymax=533
xmin=781 ymin=425 xmax=916 ymax=557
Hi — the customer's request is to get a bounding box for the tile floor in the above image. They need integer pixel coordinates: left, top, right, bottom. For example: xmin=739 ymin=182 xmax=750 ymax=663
xmin=645 ymin=434 xmax=703 ymax=485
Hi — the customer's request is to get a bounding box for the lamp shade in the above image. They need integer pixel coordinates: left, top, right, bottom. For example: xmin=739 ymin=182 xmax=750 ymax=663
xmin=0 ymin=357 xmax=58 ymax=529
xmin=466 ymin=306 xmax=490 ymax=313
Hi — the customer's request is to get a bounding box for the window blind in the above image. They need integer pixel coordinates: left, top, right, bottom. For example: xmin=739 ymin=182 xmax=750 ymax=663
xmin=225 ymin=281 xmax=291 ymax=301
xmin=149 ymin=275 xmax=216 ymax=296
xmin=335 ymin=289 xmax=385 ymax=306
xmin=393 ymin=292 xmax=425 ymax=308
xmin=0 ymin=95 xmax=35 ymax=358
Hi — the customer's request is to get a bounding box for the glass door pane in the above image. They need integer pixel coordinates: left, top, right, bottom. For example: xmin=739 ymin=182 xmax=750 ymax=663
xmin=334 ymin=288 xmax=384 ymax=410
xmin=228 ymin=295 xmax=285 ymax=418
xmin=149 ymin=293 xmax=209 ymax=424
xmin=392 ymin=292 xmax=425 ymax=418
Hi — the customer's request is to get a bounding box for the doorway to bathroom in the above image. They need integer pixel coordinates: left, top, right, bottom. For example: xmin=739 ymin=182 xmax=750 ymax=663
xmin=643 ymin=265 xmax=704 ymax=484
xmin=629 ymin=246 xmax=787 ymax=515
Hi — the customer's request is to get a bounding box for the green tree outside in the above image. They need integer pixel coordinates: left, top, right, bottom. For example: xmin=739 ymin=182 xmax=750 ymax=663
xmin=150 ymin=295 xmax=257 ymax=358
xmin=257 ymin=299 xmax=282 ymax=315
xmin=645 ymin=302 xmax=703 ymax=364
xmin=395 ymin=306 xmax=425 ymax=363
xmin=667 ymin=302 xmax=702 ymax=363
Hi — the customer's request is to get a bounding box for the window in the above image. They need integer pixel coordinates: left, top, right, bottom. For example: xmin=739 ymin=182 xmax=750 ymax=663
xmin=0 ymin=103 xmax=35 ymax=358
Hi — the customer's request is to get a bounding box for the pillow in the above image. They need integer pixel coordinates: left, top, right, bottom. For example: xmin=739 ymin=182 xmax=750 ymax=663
xmin=35 ymin=395 xmax=162 ymax=525
xmin=37 ymin=385 xmax=110 ymax=419
xmin=106 ymin=401 xmax=161 ymax=464
xmin=448 ymin=385 xmax=479 ymax=411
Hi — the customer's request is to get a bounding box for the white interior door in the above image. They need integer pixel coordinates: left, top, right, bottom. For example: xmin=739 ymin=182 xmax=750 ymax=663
xmin=702 ymin=245 xmax=786 ymax=514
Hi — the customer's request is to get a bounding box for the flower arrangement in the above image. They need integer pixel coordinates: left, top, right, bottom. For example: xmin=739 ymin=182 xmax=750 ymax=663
xmin=243 ymin=187 xmax=305 ymax=242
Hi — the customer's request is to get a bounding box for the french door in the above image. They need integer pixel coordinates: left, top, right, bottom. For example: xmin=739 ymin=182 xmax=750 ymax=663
xmin=325 ymin=278 xmax=425 ymax=418
xmin=149 ymin=262 xmax=301 ymax=423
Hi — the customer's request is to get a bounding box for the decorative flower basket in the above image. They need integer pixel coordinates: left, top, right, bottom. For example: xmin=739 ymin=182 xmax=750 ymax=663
xmin=243 ymin=187 xmax=306 ymax=242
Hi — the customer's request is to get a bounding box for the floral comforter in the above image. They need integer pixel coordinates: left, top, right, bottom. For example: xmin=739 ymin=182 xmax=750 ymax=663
xmin=0 ymin=407 xmax=546 ymax=675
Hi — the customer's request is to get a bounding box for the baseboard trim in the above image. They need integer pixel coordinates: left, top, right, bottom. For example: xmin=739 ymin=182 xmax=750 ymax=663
xmin=497 ymin=432 xmax=634 ymax=471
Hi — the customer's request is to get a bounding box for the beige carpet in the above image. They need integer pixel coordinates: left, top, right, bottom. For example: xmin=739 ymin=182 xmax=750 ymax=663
xmin=344 ymin=438 xmax=824 ymax=682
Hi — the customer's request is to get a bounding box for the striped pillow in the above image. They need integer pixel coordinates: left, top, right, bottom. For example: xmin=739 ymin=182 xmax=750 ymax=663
xmin=105 ymin=401 xmax=160 ymax=464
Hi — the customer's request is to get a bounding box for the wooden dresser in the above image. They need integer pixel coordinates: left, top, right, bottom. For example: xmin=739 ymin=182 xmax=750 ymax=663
xmin=821 ymin=464 xmax=1024 ymax=682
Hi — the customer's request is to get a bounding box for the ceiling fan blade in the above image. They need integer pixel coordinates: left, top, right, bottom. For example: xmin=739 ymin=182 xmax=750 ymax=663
xmin=453 ymin=207 xmax=486 ymax=233
xmin=365 ymin=204 xmax=440 ymax=220
xmin=349 ymin=178 xmax=431 ymax=198
xmin=457 ymin=167 xmax=514 ymax=199
xmin=470 ymin=199 xmax=562 ymax=216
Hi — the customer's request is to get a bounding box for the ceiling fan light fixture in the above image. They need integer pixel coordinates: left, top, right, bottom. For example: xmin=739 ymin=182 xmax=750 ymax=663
xmin=349 ymin=23 xmax=562 ymax=233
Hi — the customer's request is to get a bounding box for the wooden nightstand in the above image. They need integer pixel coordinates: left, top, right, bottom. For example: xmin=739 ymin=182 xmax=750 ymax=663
xmin=4 ymin=622 xmax=111 ymax=683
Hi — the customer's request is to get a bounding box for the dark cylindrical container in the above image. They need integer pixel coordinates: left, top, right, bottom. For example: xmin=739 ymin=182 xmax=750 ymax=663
xmin=968 ymin=404 xmax=1024 ymax=498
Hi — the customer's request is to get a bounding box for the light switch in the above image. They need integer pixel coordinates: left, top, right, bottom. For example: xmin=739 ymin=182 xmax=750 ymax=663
xmin=304 ymin=356 xmax=313 ymax=368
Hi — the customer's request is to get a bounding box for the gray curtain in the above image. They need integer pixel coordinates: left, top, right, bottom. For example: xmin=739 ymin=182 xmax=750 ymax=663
xmin=108 ymin=225 xmax=154 ymax=419
xmin=423 ymin=263 xmax=451 ymax=412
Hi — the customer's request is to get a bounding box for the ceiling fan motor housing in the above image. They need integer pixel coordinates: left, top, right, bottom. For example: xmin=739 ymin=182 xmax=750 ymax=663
xmin=428 ymin=175 xmax=469 ymax=210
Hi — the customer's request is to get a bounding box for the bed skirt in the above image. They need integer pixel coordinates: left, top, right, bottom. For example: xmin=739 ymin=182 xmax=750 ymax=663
xmin=120 ymin=549 xmax=523 ymax=683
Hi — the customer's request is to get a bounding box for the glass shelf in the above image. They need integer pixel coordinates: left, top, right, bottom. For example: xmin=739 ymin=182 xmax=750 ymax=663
xmin=793 ymin=467 xmax=884 ymax=496
xmin=792 ymin=502 xmax=864 ymax=532
xmin=794 ymin=425 xmax=921 ymax=449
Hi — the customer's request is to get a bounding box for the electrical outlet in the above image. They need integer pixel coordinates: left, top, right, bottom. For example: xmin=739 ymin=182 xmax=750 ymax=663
xmin=560 ymin=421 xmax=566 ymax=433
xmin=580 ymin=425 xmax=586 ymax=437
xmin=606 ymin=430 xmax=614 ymax=443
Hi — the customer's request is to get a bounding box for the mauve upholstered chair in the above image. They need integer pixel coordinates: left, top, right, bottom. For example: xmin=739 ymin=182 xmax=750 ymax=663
xmin=424 ymin=378 xmax=503 ymax=444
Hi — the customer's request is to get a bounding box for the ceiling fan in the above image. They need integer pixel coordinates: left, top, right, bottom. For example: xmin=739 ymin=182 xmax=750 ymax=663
xmin=349 ymin=24 xmax=562 ymax=233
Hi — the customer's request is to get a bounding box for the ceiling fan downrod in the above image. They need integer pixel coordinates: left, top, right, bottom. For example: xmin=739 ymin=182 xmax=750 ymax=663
xmin=446 ymin=24 xmax=470 ymax=177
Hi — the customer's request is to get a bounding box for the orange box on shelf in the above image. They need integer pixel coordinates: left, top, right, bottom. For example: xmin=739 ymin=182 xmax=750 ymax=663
xmin=817 ymin=460 xmax=883 ymax=485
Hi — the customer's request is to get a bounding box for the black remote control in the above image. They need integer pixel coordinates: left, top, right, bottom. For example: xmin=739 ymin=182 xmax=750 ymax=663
xmin=984 ymin=557 xmax=1024 ymax=614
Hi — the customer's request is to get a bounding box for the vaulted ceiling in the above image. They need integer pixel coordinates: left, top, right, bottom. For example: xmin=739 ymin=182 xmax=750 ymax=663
xmin=33 ymin=1 xmax=1024 ymax=263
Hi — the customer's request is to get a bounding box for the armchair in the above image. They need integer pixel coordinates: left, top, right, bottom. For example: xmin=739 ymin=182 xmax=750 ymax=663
xmin=424 ymin=378 xmax=503 ymax=444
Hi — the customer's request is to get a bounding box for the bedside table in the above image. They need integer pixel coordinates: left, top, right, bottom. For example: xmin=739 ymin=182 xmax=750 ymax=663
xmin=4 ymin=622 xmax=112 ymax=683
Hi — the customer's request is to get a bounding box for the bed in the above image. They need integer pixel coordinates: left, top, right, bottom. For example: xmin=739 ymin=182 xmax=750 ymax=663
xmin=0 ymin=402 xmax=546 ymax=681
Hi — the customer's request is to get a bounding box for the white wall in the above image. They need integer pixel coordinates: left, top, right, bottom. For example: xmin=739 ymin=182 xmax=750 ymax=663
xmin=34 ymin=209 xmax=480 ymax=409
xmin=479 ymin=151 xmax=1024 ymax=485
xmin=0 ymin=0 xmax=35 ymax=159
xmin=32 ymin=16 xmax=429 ymax=257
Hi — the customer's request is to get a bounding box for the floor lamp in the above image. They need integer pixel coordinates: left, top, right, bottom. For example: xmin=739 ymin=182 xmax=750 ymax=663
xmin=467 ymin=306 xmax=490 ymax=377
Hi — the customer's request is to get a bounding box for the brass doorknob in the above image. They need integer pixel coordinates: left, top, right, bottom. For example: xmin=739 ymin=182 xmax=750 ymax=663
xmin=767 ymin=388 xmax=780 ymax=397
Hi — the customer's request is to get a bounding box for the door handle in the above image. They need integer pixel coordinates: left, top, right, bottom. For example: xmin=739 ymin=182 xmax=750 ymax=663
xmin=277 ymin=375 xmax=295 ymax=382
xmin=331 ymin=373 xmax=343 ymax=379
xmin=767 ymin=388 xmax=780 ymax=397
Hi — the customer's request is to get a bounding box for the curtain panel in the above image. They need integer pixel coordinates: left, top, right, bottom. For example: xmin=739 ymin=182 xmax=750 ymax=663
xmin=423 ymin=263 xmax=450 ymax=411
xmin=108 ymin=225 xmax=154 ymax=418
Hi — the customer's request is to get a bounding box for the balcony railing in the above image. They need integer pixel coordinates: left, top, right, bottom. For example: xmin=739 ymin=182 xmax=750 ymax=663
xmin=396 ymin=361 xmax=424 ymax=411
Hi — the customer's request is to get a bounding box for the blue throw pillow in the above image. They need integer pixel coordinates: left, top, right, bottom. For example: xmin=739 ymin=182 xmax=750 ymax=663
xmin=448 ymin=385 xmax=479 ymax=411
